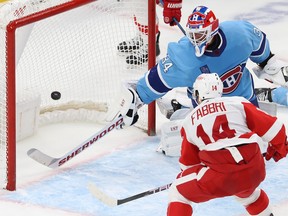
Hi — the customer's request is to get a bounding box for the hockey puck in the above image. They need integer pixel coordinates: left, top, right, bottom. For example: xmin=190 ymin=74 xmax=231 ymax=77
xmin=51 ymin=91 xmax=61 ymax=100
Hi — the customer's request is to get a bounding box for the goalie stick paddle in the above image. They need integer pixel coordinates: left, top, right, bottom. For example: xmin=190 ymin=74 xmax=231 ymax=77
xmin=27 ymin=115 xmax=124 ymax=168
xmin=88 ymin=182 xmax=172 ymax=206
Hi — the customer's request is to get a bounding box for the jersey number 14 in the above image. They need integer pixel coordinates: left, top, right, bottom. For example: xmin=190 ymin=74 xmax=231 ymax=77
xmin=197 ymin=114 xmax=236 ymax=145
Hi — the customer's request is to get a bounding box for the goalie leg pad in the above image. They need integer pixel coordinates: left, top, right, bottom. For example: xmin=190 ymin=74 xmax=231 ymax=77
xmin=258 ymin=101 xmax=277 ymax=116
xmin=169 ymin=108 xmax=192 ymax=121
xmin=156 ymin=97 xmax=191 ymax=120
xmin=156 ymin=97 xmax=175 ymax=119
xmin=157 ymin=120 xmax=183 ymax=157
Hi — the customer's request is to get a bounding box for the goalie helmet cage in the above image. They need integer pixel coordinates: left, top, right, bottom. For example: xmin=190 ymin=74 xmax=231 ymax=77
xmin=0 ymin=0 xmax=156 ymax=191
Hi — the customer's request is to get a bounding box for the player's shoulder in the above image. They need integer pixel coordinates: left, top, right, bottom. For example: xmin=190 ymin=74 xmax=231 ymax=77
xmin=167 ymin=37 xmax=192 ymax=53
xmin=166 ymin=37 xmax=197 ymax=66
xmin=220 ymin=20 xmax=256 ymax=32
xmin=217 ymin=96 xmax=250 ymax=104
xmin=221 ymin=20 xmax=253 ymax=26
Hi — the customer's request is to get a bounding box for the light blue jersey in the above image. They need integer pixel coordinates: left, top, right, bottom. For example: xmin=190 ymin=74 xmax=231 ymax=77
xmin=137 ymin=20 xmax=271 ymax=106
xmin=272 ymin=88 xmax=288 ymax=106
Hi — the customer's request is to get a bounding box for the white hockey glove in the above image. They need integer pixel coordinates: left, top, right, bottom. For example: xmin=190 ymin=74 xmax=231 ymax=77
xmin=252 ymin=55 xmax=288 ymax=88
xmin=106 ymin=81 xmax=143 ymax=128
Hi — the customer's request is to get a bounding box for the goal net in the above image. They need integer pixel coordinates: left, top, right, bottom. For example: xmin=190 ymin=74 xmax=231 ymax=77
xmin=0 ymin=0 xmax=157 ymax=190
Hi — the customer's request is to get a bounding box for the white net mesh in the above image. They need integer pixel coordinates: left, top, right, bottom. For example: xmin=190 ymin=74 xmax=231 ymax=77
xmin=0 ymin=0 xmax=153 ymax=189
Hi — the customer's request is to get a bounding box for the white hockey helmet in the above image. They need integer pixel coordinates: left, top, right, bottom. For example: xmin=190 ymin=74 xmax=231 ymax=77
xmin=193 ymin=73 xmax=223 ymax=103
xmin=186 ymin=6 xmax=219 ymax=57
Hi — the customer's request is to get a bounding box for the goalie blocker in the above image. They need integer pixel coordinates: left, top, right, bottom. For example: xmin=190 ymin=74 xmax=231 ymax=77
xmin=105 ymin=81 xmax=143 ymax=128
xmin=252 ymin=54 xmax=288 ymax=88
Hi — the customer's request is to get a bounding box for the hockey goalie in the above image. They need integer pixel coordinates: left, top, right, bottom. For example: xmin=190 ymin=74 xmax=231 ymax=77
xmin=109 ymin=5 xmax=288 ymax=157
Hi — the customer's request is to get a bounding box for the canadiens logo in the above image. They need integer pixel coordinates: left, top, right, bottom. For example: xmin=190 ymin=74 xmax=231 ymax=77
xmin=220 ymin=64 xmax=244 ymax=94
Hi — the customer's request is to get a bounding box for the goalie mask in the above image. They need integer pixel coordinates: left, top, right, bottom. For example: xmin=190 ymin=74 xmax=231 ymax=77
xmin=186 ymin=6 xmax=219 ymax=57
xmin=193 ymin=73 xmax=223 ymax=104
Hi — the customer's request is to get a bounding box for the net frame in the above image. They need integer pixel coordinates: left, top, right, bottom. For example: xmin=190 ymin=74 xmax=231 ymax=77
xmin=1 ymin=0 xmax=156 ymax=191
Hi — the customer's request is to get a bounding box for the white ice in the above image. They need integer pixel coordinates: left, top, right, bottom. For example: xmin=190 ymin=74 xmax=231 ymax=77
xmin=0 ymin=0 xmax=288 ymax=215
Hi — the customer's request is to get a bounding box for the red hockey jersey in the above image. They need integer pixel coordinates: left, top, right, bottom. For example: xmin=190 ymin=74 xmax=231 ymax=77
xmin=180 ymin=96 xmax=287 ymax=170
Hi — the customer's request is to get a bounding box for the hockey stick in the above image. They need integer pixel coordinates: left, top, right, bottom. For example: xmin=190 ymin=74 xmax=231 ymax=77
xmin=27 ymin=115 xmax=124 ymax=168
xmin=88 ymin=182 xmax=172 ymax=206
xmin=173 ymin=17 xmax=186 ymax=36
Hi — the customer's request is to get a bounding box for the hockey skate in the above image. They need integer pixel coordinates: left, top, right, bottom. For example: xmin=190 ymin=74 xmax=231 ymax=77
xmin=156 ymin=98 xmax=184 ymax=119
xmin=171 ymin=99 xmax=182 ymax=112
xmin=117 ymin=34 xmax=144 ymax=55
xmin=123 ymin=32 xmax=161 ymax=65
xmin=255 ymin=88 xmax=273 ymax=102
xmin=255 ymin=88 xmax=278 ymax=116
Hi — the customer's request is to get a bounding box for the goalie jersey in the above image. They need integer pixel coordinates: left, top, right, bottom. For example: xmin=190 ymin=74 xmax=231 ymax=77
xmin=136 ymin=20 xmax=271 ymax=105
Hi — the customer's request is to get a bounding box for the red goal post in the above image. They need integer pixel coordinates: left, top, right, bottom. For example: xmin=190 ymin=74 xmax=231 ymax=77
xmin=0 ymin=0 xmax=156 ymax=191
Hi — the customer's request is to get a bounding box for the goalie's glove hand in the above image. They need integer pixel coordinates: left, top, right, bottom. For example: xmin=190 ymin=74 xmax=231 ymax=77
xmin=162 ymin=0 xmax=182 ymax=26
xmin=265 ymin=140 xmax=288 ymax=162
xmin=252 ymin=55 xmax=288 ymax=87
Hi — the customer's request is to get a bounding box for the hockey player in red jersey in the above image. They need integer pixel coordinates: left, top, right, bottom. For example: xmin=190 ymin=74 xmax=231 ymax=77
xmin=167 ymin=73 xmax=288 ymax=216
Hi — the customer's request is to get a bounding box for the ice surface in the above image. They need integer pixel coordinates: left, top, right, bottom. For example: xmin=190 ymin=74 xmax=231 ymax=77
xmin=0 ymin=0 xmax=287 ymax=215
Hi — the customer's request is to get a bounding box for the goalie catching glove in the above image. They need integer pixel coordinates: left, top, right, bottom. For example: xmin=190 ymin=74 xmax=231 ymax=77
xmin=252 ymin=55 xmax=288 ymax=88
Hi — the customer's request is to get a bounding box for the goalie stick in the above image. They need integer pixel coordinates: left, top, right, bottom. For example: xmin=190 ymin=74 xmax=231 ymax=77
xmin=88 ymin=182 xmax=172 ymax=206
xmin=173 ymin=17 xmax=186 ymax=36
xmin=27 ymin=115 xmax=123 ymax=168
